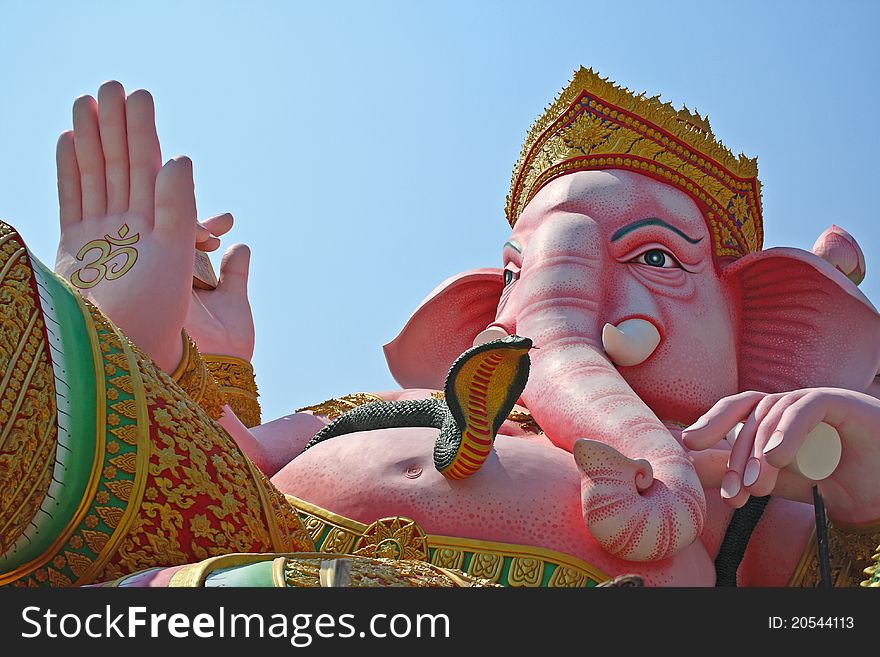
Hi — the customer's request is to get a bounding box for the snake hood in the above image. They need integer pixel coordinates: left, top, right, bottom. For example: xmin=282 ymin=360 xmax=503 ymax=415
xmin=304 ymin=335 xmax=533 ymax=480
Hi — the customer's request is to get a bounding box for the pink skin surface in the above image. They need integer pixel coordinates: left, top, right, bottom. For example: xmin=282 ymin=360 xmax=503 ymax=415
xmin=868 ymin=376 xmax=880 ymax=400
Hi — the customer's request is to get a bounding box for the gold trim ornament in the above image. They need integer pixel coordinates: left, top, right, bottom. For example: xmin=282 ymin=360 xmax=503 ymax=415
xmin=0 ymin=229 xmax=57 ymax=557
xmin=203 ymin=354 xmax=261 ymax=427
xmin=828 ymin=521 xmax=880 ymax=587
xmin=506 ymin=410 xmax=543 ymax=435
xmin=296 ymin=392 xmax=386 ymax=420
xmin=169 ymin=330 xmax=226 ymax=420
xmin=507 ymin=67 xmax=763 ymax=259
xmin=353 ymin=517 xmax=430 ymax=561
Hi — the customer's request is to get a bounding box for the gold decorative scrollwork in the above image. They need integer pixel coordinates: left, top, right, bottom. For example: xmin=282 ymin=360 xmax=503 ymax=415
xmin=354 ymin=517 xmax=429 ymax=562
xmin=508 ymin=557 xmax=543 ymax=587
xmin=468 ymin=552 xmax=503 ymax=583
xmin=506 ymin=68 xmax=763 ymax=259
xmin=431 ymin=547 xmax=465 ymax=571
xmin=302 ymin=516 xmax=326 ymax=544
xmin=169 ymin=331 xmax=225 ymax=419
xmin=203 ymin=355 xmax=261 ymax=427
xmin=506 ymin=410 xmax=543 ymax=434
xmin=279 ymin=555 xmax=500 ymax=588
xmin=321 ymin=527 xmax=358 ymax=555
xmin=548 ymin=565 xmax=587 ymax=588
xmin=296 ymin=392 xmax=385 ymax=420
xmin=0 ymin=227 xmax=57 ymax=558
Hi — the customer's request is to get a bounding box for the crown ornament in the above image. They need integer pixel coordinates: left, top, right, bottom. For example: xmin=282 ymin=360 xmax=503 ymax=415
xmin=506 ymin=67 xmax=763 ymax=259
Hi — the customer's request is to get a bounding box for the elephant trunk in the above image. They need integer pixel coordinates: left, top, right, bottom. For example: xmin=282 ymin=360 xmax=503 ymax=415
xmin=514 ymin=214 xmax=705 ymax=562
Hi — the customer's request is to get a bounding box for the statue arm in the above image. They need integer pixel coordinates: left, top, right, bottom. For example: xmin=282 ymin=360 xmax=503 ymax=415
xmin=0 ymin=232 xmax=314 ymax=586
xmin=228 ymin=410 xmax=328 ymax=478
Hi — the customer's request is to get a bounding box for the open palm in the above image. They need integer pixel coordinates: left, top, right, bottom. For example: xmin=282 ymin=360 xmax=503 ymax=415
xmin=54 ymin=82 xmax=195 ymax=372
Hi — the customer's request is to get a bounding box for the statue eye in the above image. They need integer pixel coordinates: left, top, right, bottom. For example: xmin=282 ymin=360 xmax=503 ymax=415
xmin=503 ymin=268 xmax=519 ymax=286
xmin=632 ymin=248 xmax=681 ymax=269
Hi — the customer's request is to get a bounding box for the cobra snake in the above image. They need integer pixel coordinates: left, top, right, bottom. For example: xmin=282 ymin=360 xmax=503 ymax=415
xmin=303 ymin=335 xmax=532 ymax=479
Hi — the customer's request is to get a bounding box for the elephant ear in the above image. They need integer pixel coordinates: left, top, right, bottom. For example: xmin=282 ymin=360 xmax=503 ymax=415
xmin=384 ymin=268 xmax=504 ymax=389
xmin=724 ymin=247 xmax=880 ymax=393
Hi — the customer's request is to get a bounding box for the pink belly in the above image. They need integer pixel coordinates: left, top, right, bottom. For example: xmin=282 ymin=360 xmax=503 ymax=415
xmin=271 ymin=428 xmax=716 ymax=586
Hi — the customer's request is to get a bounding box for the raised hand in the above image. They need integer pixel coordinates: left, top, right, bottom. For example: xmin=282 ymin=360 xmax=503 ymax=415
xmin=55 ymin=81 xmax=196 ymax=372
xmin=186 ymin=212 xmax=256 ymax=360
xmin=682 ymin=388 xmax=880 ymax=528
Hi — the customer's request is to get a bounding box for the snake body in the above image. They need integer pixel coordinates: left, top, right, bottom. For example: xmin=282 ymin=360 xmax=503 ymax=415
xmin=304 ymin=335 xmax=532 ymax=479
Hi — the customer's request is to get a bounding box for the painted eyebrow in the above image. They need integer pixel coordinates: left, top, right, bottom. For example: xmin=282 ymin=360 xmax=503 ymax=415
xmin=611 ymin=217 xmax=704 ymax=244
xmin=503 ymin=240 xmax=522 ymax=253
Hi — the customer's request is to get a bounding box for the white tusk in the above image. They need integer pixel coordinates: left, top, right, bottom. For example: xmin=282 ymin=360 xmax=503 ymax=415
xmin=473 ymin=326 xmax=509 ymax=347
xmin=602 ymin=319 xmax=661 ymax=367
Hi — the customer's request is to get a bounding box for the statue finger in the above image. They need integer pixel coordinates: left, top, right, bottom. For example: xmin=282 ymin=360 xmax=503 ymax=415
xmin=154 ymin=156 xmax=197 ymax=247
xmin=721 ymin=411 xmax=761 ymax=506
xmin=200 ymin=212 xmax=234 ymax=237
xmin=126 ymin=89 xmax=162 ymax=221
xmin=218 ymin=243 xmax=251 ymax=295
xmin=742 ymin=452 xmax=779 ymax=499
xmin=72 ymin=94 xmax=107 ymax=220
xmin=743 ymin=393 xmax=807 ymax=495
xmin=97 ymin=81 xmax=130 ymax=215
xmin=196 ymin=234 xmax=222 ymax=252
xmin=681 ymin=390 xmax=765 ymax=450
xmin=723 ymin=393 xmax=785 ymax=504
xmin=762 ymin=392 xmax=829 ymax=470
xmin=688 ymin=448 xmax=729 ymax=489
xmin=720 ymin=478 xmax=751 ymax=509
xmin=56 ymin=131 xmax=82 ymax=227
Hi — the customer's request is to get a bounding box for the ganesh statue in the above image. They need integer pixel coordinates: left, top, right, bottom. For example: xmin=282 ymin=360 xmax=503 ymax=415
xmin=1 ymin=69 xmax=879 ymax=588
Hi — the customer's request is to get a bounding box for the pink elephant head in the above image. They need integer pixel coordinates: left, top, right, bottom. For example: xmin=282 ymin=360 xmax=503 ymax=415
xmin=383 ymin=69 xmax=880 ymax=562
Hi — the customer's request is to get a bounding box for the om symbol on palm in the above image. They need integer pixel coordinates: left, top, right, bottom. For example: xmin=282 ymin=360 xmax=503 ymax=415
xmin=70 ymin=223 xmax=140 ymax=289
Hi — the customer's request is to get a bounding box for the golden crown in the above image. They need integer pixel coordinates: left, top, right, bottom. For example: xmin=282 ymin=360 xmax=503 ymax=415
xmin=506 ymin=67 xmax=763 ymax=259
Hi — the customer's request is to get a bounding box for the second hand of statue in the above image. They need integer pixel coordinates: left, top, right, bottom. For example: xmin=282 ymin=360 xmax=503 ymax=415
xmin=186 ymin=212 xmax=256 ymax=362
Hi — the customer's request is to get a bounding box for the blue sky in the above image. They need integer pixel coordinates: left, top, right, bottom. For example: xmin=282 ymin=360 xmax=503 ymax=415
xmin=2 ymin=1 xmax=877 ymax=421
